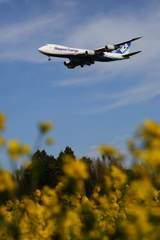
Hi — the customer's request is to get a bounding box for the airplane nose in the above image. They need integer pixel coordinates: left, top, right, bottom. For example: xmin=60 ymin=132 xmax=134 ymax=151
xmin=38 ymin=47 xmax=43 ymax=53
xmin=38 ymin=45 xmax=49 ymax=55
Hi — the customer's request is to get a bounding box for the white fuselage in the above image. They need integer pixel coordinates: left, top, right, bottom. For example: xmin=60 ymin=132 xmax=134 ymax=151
xmin=38 ymin=44 xmax=124 ymax=62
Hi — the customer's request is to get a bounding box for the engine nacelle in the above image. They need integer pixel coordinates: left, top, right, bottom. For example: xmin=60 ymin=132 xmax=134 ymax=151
xmin=85 ymin=50 xmax=95 ymax=56
xmin=105 ymin=45 xmax=115 ymax=51
xmin=64 ymin=60 xmax=70 ymax=66
xmin=64 ymin=60 xmax=75 ymax=69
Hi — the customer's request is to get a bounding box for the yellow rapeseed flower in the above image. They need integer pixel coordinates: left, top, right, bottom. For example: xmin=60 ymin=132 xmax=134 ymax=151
xmin=81 ymin=196 xmax=89 ymax=204
xmin=7 ymin=140 xmax=30 ymax=161
xmin=98 ymin=196 xmax=109 ymax=208
xmin=38 ymin=122 xmax=53 ymax=133
xmin=46 ymin=137 xmax=54 ymax=145
xmin=0 ymin=170 xmax=16 ymax=192
xmin=104 ymin=175 xmax=112 ymax=188
xmin=141 ymin=149 xmax=160 ymax=171
xmin=106 ymin=223 xmax=116 ymax=236
xmin=6 ymin=200 xmax=14 ymax=211
xmin=117 ymin=211 xmax=127 ymax=221
xmin=35 ymin=189 xmax=41 ymax=197
xmin=125 ymin=223 xmax=139 ymax=240
xmin=21 ymin=144 xmax=31 ymax=154
xmin=0 ymin=136 xmax=5 ymax=145
xmin=127 ymin=179 xmax=158 ymax=202
xmin=7 ymin=139 xmax=21 ymax=160
xmin=111 ymin=165 xmax=127 ymax=189
xmin=63 ymin=157 xmax=88 ymax=180
xmin=0 ymin=112 xmax=6 ymax=130
xmin=144 ymin=119 xmax=160 ymax=137
xmin=108 ymin=192 xmax=117 ymax=203
xmin=98 ymin=145 xmax=117 ymax=156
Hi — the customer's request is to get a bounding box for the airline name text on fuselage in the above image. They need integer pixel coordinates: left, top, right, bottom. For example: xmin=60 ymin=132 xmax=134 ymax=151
xmin=54 ymin=47 xmax=79 ymax=53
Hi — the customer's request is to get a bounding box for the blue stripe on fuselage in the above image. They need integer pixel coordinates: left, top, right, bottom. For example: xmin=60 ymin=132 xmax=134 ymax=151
xmin=42 ymin=52 xmax=77 ymax=58
xmin=97 ymin=56 xmax=118 ymax=62
xmin=42 ymin=52 xmax=118 ymax=62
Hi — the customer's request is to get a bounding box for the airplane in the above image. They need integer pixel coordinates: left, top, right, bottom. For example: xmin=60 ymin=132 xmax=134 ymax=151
xmin=38 ymin=37 xmax=142 ymax=69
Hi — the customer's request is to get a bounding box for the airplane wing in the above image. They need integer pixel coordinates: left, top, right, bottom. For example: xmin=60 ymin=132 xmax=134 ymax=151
xmin=73 ymin=36 xmax=142 ymax=59
xmin=95 ymin=36 xmax=142 ymax=53
xmin=75 ymin=50 xmax=104 ymax=59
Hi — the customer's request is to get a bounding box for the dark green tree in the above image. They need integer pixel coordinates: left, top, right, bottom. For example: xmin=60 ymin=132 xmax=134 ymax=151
xmin=16 ymin=147 xmax=76 ymax=198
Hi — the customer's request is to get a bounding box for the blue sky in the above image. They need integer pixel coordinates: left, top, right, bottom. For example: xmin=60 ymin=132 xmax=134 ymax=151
xmin=0 ymin=0 xmax=160 ymax=170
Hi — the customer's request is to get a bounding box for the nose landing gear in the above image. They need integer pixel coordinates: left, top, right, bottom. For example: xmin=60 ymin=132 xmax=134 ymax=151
xmin=48 ymin=56 xmax=51 ymax=61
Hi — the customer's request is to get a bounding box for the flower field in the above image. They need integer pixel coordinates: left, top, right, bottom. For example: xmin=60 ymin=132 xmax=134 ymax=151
xmin=0 ymin=112 xmax=160 ymax=240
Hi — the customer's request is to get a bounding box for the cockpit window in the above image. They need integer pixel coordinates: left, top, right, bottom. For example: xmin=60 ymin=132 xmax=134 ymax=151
xmin=45 ymin=44 xmax=48 ymax=46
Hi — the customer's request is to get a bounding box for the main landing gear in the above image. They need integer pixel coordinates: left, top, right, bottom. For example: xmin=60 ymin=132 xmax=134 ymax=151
xmin=48 ymin=56 xmax=51 ymax=61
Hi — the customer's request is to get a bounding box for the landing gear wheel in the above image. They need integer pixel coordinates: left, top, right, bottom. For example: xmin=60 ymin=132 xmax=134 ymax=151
xmin=48 ymin=57 xmax=51 ymax=61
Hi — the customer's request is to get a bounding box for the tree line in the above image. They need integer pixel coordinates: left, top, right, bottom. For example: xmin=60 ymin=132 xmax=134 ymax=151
xmin=15 ymin=147 xmax=139 ymax=199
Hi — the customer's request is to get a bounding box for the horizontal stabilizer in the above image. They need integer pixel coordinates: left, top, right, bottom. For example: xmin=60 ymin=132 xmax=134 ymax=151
xmin=123 ymin=51 xmax=142 ymax=58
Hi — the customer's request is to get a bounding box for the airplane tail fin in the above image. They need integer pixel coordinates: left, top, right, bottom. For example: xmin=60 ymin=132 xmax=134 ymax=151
xmin=116 ymin=42 xmax=131 ymax=54
xmin=122 ymin=51 xmax=142 ymax=58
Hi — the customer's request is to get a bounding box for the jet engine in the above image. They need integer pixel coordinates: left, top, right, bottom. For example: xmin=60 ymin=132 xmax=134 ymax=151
xmin=85 ymin=50 xmax=95 ymax=56
xmin=105 ymin=45 xmax=116 ymax=51
xmin=64 ymin=60 xmax=70 ymax=66
xmin=64 ymin=61 xmax=75 ymax=69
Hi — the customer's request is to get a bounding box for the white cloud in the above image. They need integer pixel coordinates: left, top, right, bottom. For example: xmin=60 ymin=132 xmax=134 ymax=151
xmin=82 ymin=79 xmax=160 ymax=114
xmin=0 ymin=15 xmax=60 ymax=44
xmin=109 ymin=134 xmax=130 ymax=150
xmin=86 ymin=145 xmax=100 ymax=159
xmin=55 ymin=74 xmax=104 ymax=86
xmin=0 ymin=14 xmax=68 ymax=62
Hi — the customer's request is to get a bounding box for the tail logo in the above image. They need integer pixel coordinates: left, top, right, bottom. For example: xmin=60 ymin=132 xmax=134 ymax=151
xmin=120 ymin=43 xmax=129 ymax=53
